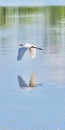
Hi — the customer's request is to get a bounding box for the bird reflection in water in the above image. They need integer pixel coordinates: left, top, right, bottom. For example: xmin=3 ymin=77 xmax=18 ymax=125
xmin=17 ymin=73 xmax=42 ymax=90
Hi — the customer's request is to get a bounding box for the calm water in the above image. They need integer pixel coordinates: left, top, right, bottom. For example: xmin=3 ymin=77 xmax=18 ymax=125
xmin=0 ymin=6 xmax=65 ymax=130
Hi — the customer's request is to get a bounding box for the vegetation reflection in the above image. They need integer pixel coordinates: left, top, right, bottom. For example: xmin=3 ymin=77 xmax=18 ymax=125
xmin=0 ymin=6 xmax=65 ymax=26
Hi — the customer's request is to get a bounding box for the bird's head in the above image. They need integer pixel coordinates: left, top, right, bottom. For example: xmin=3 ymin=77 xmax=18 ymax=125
xmin=19 ymin=43 xmax=24 ymax=46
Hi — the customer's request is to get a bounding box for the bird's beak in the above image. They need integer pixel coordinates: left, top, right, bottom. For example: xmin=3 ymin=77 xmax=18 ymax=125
xmin=18 ymin=44 xmax=21 ymax=46
xmin=18 ymin=44 xmax=24 ymax=46
xmin=18 ymin=44 xmax=22 ymax=46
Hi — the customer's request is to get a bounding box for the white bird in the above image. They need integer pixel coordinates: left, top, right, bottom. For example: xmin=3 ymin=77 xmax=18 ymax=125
xmin=17 ymin=44 xmax=43 ymax=60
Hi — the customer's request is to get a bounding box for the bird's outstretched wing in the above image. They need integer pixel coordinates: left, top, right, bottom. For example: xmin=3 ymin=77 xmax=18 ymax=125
xmin=18 ymin=75 xmax=28 ymax=88
xmin=17 ymin=47 xmax=28 ymax=60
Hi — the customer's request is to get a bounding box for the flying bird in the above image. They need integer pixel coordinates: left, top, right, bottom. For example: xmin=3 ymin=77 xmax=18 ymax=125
xmin=17 ymin=44 xmax=43 ymax=60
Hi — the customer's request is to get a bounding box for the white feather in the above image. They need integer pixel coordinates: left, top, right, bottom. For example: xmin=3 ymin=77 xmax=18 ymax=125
xmin=29 ymin=47 xmax=36 ymax=58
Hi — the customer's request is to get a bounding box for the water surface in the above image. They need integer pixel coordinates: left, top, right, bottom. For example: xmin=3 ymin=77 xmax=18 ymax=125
xmin=0 ymin=6 xmax=65 ymax=130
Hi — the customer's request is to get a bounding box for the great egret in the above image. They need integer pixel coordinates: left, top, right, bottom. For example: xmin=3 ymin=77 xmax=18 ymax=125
xmin=17 ymin=44 xmax=43 ymax=60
